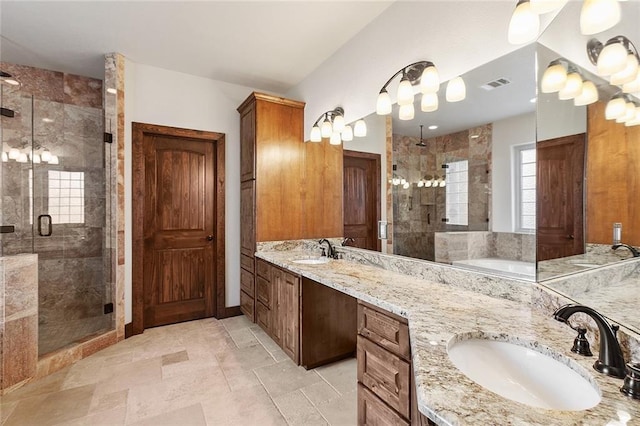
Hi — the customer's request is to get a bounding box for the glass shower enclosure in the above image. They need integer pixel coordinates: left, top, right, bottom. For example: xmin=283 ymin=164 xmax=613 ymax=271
xmin=1 ymin=63 xmax=113 ymax=356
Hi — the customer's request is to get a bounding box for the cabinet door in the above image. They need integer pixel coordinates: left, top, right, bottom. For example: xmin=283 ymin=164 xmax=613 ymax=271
xmin=279 ymin=270 xmax=300 ymax=364
xmin=271 ymin=267 xmax=283 ymax=346
xmin=240 ymin=180 xmax=256 ymax=258
xmin=240 ymin=100 xmax=256 ymax=182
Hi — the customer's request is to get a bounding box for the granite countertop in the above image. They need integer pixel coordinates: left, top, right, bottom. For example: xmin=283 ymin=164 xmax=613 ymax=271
xmin=256 ymin=250 xmax=640 ymax=426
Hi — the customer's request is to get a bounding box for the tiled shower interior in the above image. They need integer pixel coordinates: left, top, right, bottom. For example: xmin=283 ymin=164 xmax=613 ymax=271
xmin=0 ymin=62 xmax=112 ymax=356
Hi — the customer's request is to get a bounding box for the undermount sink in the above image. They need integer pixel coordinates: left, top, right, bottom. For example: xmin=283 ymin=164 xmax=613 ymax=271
xmin=291 ymin=257 xmax=330 ymax=265
xmin=447 ymin=334 xmax=601 ymax=411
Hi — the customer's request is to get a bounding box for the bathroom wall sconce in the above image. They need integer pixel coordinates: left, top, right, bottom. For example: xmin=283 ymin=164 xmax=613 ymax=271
xmin=2 ymin=147 xmax=59 ymax=164
xmin=309 ymin=107 xmax=367 ymax=144
xmin=416 ymin=175 xmax=446 ymax=188
xmin=605 ymin=92 xmax=640 ymax=126
xmin=541 ymin=58 xmax=599 ymax=105
xmin=587 ymin=36 xmax=640 ymax=88
xmin=376 ymin=61 xmax=464 ymax=119
xmin=508 ymin=0 xmax=621 ymax=45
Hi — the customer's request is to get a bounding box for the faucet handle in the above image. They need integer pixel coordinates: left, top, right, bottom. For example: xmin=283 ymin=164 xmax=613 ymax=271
xmin=571 ymin=328 xmax=593 ymax=357
xmin=621 ymin=363 xmax=640 ymax=400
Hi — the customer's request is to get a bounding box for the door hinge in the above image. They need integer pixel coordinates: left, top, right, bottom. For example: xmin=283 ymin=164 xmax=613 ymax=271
xmin=0 ymin=225 xmax=15 ymax=234
xmin=1 ymin=107 xmax=15 ymax=118
xmin=441 ymin=218 xmax=449 ymax=223
xmin=104 ymin=132 xmax=113 ymax=144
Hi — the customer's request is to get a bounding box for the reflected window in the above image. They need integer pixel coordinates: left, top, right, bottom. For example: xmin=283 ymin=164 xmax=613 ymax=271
xmin=48 ymin=171 xmax=85 ymax=224
xmin=514 ymin=144 xmax=536 ymax=232
xmin=445 ymin=160 xmax=468 ymax=226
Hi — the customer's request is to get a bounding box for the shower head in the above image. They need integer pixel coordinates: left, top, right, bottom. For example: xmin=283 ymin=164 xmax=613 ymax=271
xmin=416 ymin=124 xmax=426 ymax=147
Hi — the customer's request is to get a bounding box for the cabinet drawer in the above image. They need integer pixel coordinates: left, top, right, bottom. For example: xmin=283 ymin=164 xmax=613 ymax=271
xmin=358 ymin=303 xmax=410 ymax=360
xmin=256 ymin=275 xmax=271 ymax=307
xmin=240 ymin=289 xmax=255 ymax=322
xmin=241 ymin=254 xmax=255 ymax=273
xmin=256 ymin=259 xmax=270 ymax=280
xmin=358 ymin=384 xmax=409 ymax=426
xmin=256 ymin=301 xmax=271 ymax=332
xmin=240 ymin=268 xmax=255 ymax=296
xmin=357 ymin=336 xmax=410 ymax=419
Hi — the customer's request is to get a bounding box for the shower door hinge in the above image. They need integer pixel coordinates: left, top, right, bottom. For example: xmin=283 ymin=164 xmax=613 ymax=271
xmin=104 ymin=303 xmax=114 ymax=314
xmin=103 ymin=132 xmax=113 ymax=144
xmin=0 ymin=107 xmax=15 ymax=118
xmin=442 ymin=218 xmax=449 ymax=223
xmin=0 ymin=225 xmax=15 ymax=233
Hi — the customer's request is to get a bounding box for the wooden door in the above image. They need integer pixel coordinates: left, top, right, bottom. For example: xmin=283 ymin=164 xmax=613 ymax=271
xmin=537 ymin=134 xmax=586 ymax=261
xmin=343 ymin=150 xmax=381 ymax=251
xmin=279 ymin=270 xmax=300 ymax=363
xmin=132 ymin=123 xmax=226 ymax=334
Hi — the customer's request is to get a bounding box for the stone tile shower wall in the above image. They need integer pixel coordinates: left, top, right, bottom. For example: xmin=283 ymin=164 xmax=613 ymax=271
xmin=0 ymin=62 xmax=110 ymax=356
xmin=434 ymin=231 xmax=536 ymax=264
xmin=392 ymin=125 xmax=491 ymax=261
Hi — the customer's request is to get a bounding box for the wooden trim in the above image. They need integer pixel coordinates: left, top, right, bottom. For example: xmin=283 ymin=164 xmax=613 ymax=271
xmin=237 ymin=91 xmax=305 ymax=112
xmin=220 ymin=306 xmax=243 ymax=319
xmin=343 ymin=150 xmax=382 ymax=251
xmin=131 ymin=122 xmax=226 ymax=336
xmin=124 ymin=322 xmax=133 ymax=339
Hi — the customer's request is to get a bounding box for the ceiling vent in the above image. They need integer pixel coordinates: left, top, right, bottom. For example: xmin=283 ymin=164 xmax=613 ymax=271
xmin=480 ymin=77 xmax=512 ymax=91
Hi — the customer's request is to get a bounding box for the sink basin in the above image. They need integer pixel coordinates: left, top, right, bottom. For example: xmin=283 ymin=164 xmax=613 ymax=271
xmin=291 ymin=257 xmax=330 ymax=265
xmin=447 ymin=334 xmax=601 ymax=410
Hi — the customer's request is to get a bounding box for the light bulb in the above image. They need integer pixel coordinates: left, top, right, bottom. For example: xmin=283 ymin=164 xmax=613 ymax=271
xmin=530 ymin=0 xmax=567 ymax=14
xmin=8 ymin=148 xmax=20 ymax=160
xmin=508 ymin=0 xmax=540 ymax=45
xmin=402 ymin=182 xmax=410 ymax=189
xmin=624 ymin=108 xmax=640 ymax=126
xmin=376 ymin=90 xmax=392 ymax=115
xmin=616 ymin=102 xmax=637 ymax=122
xmin=397 ymin=76 xmax=414 ymax=106
xmin=597 ymin=42 xmax=628 ymax=76
xmin=341 ymin=125 xmax=353 ymax=142
xmin=17 ymin=153 xmax=28 ymax=163
xmin=425 ymin=180 xmax=433 ymax=188
xmin=41 ymin=149 xmax=52 ymax=162
xmin=49 ymin=155 xmax=59 ymax=165
xmin=420 ymin=65 xmax=440 ymax=93
xmin=439 ymin=180 xmax=446 ymax=187
xmin=605 ymin=96 xmax=627 ymax=119
xmin=310 ymin=125 xmax=322 ymax=142
xmin=417 ymin=180 xmax=424 ymax=188
xmin=329 ymin=132 xmax=342 ymax=145
xmin=354 ymin=119 xmax=367 ymax=137
xmin=573 ymin=80 xmax=599 ymax=106
xmin=610 ymin=54 xmax=639 ymax=85
xmin=1 ymin=152 xmax=7 ymax=162
xmin=421 ymin=93 xmax=439 ymax=112
xmin=541 ymin=62 xmax=567 ymax=93
xmin=398 ymin=104 xmax=415 ymax=121
xmin=580 ymin=0 xmax=621 ymax=35
xmin=31 ymin=153 xmax=41 ymax=164
xmin=320 ymin=118 xmax=332 ymax=138
xmin=446 ymin=77 xmax=466 ymax=102
xmin=558 ymin=72 xmax=583 ymax=100
xmin=623 ymin=73 xmax=640 ymax=93
xmin=332 ymin=114 xmax=345 ymax=133
xmin=392 ymin=177 xmax=400 ymax=186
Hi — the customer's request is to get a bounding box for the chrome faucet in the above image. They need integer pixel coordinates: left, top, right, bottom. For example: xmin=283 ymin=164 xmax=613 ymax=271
xmin=612 ymin=243 xmax=640 ymax=257
xmin=554 ymin=304 xmax=626 ymax=379
xmin=318 ymin=239 xmax=337 ymax=259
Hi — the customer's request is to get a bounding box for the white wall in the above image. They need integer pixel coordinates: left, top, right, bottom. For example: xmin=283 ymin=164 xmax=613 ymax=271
xmin=492 ymin=112 xmax=536 ymax=233
xmin=124 ymin=59 xmax=262 ymax=322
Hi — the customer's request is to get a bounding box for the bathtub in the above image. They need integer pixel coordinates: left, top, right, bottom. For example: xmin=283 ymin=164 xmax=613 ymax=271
xmin=452 ymin=258 xmax=536 ymax=281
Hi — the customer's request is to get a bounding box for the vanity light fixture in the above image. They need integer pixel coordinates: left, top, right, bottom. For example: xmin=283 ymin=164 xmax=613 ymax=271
xmin=587 ymin=36 xmax=640 ymax=81
xmin=308 ymin=107 xmax=366 ymax=144
xmin=541 ymin=58 xmax=598 ymax=104
xmin=530 ymin=0 xmax=568 ymax=14
xmin=623 ymin=73 xmax=640 ymax=93
xmin=541 ymin=60 xmax=568 ymax=93
xmin=580 ymin=0 xmax=621 ymax=35
xmin=508 ymin=0 xmax=540 ymax=45
xmin=1 ymin=152 xmax=7 ymax=162
xmin=445 ymin=77 xmax=466 ymax=102
xmin=605 ymin=93 xmax=629 ymax=120
xmin=558 ymin=68 xmax=584 ymax=100
xmin=8 ymin=148 xmax=20 ymax=160
xmin=573 ymin=80 xmax=599 ymax=106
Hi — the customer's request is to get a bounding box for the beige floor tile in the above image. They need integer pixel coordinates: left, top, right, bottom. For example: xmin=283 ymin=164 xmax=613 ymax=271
xmin=220 ymin=315 xmax=253 ymax=332
xmin=316 ymin=389 xmax=357 ymax=426
xmin=255 ymin=360 xmax=323 ymax=398
xmin=315 ymin=357 xmax=357 ymax=395
xmin=272 ymin=389 xmax=328 ymax=426
xmin=201 ymin=383 xmax=287 ymax=426
xmin=161 ymin=350 xmax=189 ymax=366
xmin=129 ymin=403 xmax=206 ymax=426
xmin=301 ymin=381 xmax=341 ymax=406
xmin=95 ymin=357 xmax=163 ymax=396
xmin=251 ymin=328 xmax=291 ymax=362
xmin=216 ymin=342 xmax=276 ymax=371
xmin=1 ymin=368 xmax=69 ymax=403
xmin=56 ymin=406 xmax=127 ymax=426
xmin=90 ymin=389 xmax=129 ymax=413
xmin=0 ymin=401 xmax=18 ymax=425
xmin=228 ymin=328 xmax=259 ymax=348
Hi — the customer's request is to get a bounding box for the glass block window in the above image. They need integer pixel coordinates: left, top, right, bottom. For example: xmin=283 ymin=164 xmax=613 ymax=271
xmin=48 ymin=171 xmax=85 ymax=224
xmin=515 ymin=144 xmax=536 ymax=232
xmin=445 ymin=160 xmax=468 ymax=226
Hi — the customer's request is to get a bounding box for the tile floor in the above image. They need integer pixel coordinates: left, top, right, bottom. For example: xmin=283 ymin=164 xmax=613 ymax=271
xmin=0 ymin=316 xmax=357 ymax=426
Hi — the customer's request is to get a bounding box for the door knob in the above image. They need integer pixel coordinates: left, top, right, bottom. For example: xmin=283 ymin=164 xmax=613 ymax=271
xmin=567 ymin=234 xmax=575 ymax=240
xmin=206 ymin=235 xmax=214 ymax=241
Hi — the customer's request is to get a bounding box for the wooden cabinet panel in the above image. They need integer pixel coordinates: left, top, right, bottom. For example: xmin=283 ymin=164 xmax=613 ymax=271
xmin=256 ymin=275 xmax=271 ymax=307
xmin=240 ymin=100 xmax=256 ymax=182
xmin=358 ymin=336 xmax=411 ymax=419
xmin=358 ymin=384 xmax=409 ymax=426
xmin=277 ymin=269 xmax=300 ymax=364
xmin=240 ymin=254 xmax=254 ymax=273
xmin=358 ymin=303 xmax=410 ymax=361
xmin=256 ymin=259 xmax=270 ymax=280
xmin=240 ymin=180 xmax=256 ymax=258
xmin=240 ymin=290 xmax=254 ymax=322
xmin=256 ymin=301 xmax=271 ymax=332
xmin=240 ymin=268 xmax=254 ymax=297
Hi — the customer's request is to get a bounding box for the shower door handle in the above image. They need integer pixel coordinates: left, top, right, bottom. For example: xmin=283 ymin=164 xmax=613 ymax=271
xmin=38 ymin=214 xmax=52 ymax=237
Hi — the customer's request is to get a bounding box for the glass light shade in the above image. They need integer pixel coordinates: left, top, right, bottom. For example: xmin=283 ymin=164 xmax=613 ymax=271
xmin=17 ymin=153 xmax=28 ymax=163
xmin=329 ymin=132 xmax=342 ymax=145
xmin=31 ymin=153 xmax=41 ymax=164
xmin=624 ymin=108 xmax=640 ymax=126
xmin=530 ymin=0 xmax=567 ymax=14
xmin=508 ymin=1 xmax=540 ymax=45
xmin=605 ymin=96 xmax=627 ymax=119
xmin=309 ymin=125 xmax=322 ymax=142
xmin=341 ymin=125 xmax=353 ymax=142
xmin=580 ymin=0 xmax=621 ymax=35
xmin=597 ymin=42 xmax=628 ymax=76
xmin=623 ymin=73 xmax=640 ymax=93
xmin=446 ymin=77 xmax=466 ymax=102
xmin=376 ymin=90 xmax=392 ymax=115
xmin=420 ymin=65 xmax=440 ymax=93
xmin=320 ymin=119 xmax=332 ymax=138
xmin=354 ymin=120 xmax=367 ymax=137
xmin=541 ymin=63 xmax=567 ymax=93
xmin=41 ymin=149 xmax=52 ymax=162
xmin=332 ymin=114 xmax=345 ymax=133
xmin=392 ymin=177 xmax=401 ymax=186
xmin=439 ymin=180 xmax=446 ymax=188
xmin=558 ymin=72 xmax=584 ymax=100
xmin=417 ymin=180 xmax=424 ymax=188
xmin=609 ymin=54 xmax=639 ymax=85
xmin=1 ymin=152 xmax=8 ymax=162
xmin=616 ymin=102 xmax=637 ymax=122
xmin=402 ymin=182 xmax=410 ymax=189
xmin=421 ymin=93 xmax=439 ymax=112
xmin=398 ymin=104 xmax=415 ymax=121
xmin=8 ymin=148 xmax=20 ymax=159
xmin=49 ymin=155 xmax=59 ymax=165
xmin=573 ymin=81 xmax=599 ymax=106
xmin=397 ymin=78 xmax=414 ymax=106
xmin=424 ymin=180 xmax=433 ymax=188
